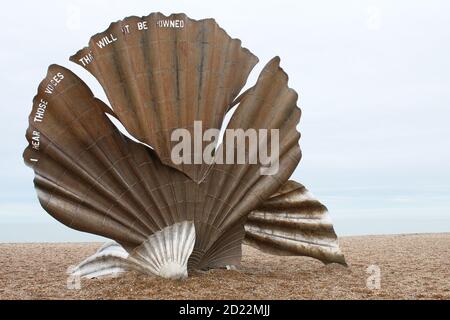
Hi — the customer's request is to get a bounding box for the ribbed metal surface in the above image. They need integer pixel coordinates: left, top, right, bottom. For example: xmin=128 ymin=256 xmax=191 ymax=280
xmin=245 ymin=181 xmax=347 ymax=265
xmin=71 ymin=12 xmax=258 ymax=183
xmin=130 ymin=221 xmax=195 ymax=279
xmin=24 ymin=13 xmax=345 ymax=277
xmin=71 ymin=242 xmax=136 ymax=279
xmin=72 ymin=222 xmax=196 ymax=279
xmin=23 ymin=60 xmax=301 ymax=271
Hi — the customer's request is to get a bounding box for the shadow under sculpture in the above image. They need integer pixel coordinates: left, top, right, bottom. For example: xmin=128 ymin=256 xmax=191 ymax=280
xmin=24 ymin=13 xmax=346 ymax=280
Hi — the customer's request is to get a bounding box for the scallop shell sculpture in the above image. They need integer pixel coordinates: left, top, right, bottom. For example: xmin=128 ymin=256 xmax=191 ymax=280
xmin=24 ymin=13 xmax=346 ymax=280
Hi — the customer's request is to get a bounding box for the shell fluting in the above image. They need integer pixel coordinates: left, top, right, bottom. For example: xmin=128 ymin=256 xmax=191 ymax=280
xmin=72 ymin=221 xmax=196 ymax=280
xmin=130 ymin=221 xmax=196 ymax=279
xmin=71 ymin=12 xmax=259 ymax=183
xmin=245 ymin=181 xmax=346 ymax=265
xmin=71 ymin=242 xmax=135 ymax=279
xmin=24 ymin=12 xmax=346 ymax=280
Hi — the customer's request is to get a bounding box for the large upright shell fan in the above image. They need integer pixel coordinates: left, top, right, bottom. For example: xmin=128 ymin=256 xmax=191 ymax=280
xmin=24 ymin=13 xmax=346 ymax=280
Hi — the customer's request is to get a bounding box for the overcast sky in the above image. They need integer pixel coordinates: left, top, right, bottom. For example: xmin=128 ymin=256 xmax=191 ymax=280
xmin=1 ymin=0 xmax=449 ymax=242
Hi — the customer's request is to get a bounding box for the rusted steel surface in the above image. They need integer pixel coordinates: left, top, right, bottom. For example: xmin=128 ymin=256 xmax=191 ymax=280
xmin=24 ymin=12 xmax=345 ymax=278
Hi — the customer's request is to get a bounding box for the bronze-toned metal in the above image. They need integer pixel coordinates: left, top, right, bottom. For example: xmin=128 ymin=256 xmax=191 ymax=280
xmin=24 ymin=13 xmax=346 ymax=279
xmin=71 ymin=13 xmax=258 ymax=183
xmin=245 ymin=181 xmax=346 ymax=265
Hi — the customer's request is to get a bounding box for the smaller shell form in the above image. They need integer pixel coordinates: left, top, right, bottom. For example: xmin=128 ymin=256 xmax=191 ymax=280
xmin=130 ymin=221 xmax=195 ymax=279
xmin=70 ymin=242 xmax=131 ymax=279
xmin=72 ymin=221 xmax=195 ymax=280
xmin=245 ymin=181 xmax=346 ymax=265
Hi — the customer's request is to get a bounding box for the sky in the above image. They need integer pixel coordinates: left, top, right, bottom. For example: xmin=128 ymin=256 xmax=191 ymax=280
xmin=1 ymin=0 xmax=449 ymax=242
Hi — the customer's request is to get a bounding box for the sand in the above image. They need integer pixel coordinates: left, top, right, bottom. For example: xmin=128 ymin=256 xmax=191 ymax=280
xmin=0 ymin=233 xmax=449 ymax=300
